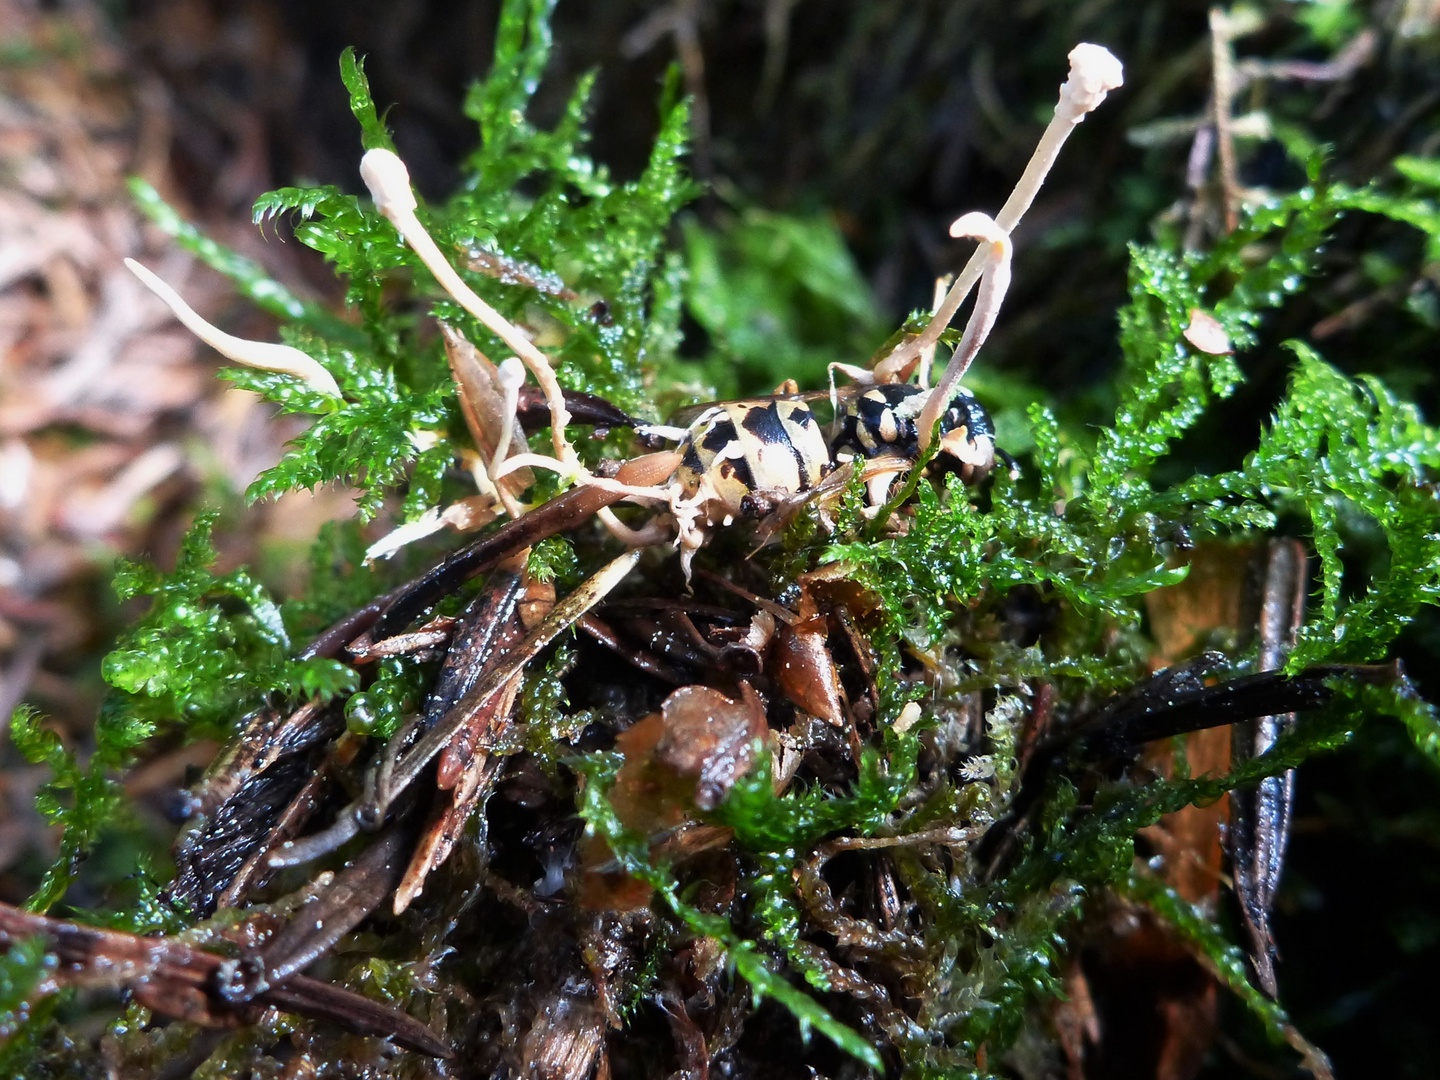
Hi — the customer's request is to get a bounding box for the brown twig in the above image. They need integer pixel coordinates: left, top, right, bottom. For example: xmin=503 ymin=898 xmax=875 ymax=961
xmin=0 ymin=900 xmax=450 ymax=1057
xmin=1209 ymin=8 xmax=1241 ymax=234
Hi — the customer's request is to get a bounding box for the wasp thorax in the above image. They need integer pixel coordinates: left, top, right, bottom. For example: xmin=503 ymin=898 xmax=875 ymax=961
xmin=675 ymin=401 xmax=831 ymax=523
xmin=835 ymin=383 xmax=997 ymax=483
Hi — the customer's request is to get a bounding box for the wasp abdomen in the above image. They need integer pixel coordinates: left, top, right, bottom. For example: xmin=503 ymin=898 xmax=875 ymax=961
xmin=676 ymin=400 xmax=830 ymax=521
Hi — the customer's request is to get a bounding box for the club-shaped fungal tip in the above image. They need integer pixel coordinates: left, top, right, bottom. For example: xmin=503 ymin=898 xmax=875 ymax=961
xmin=1060 ymin=44 xmax=1124 ymax=119
xmin=360 ymin=147 xmax=418 ymax=218
xmin=948 ymin=211 xmax=1010 ymax=244
xmin=497 ymin=356 xmax=526 ymax=390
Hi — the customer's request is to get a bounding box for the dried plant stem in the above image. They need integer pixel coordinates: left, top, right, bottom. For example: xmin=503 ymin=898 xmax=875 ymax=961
xmin=1210 ymin=8 xmax=1241 ymax=234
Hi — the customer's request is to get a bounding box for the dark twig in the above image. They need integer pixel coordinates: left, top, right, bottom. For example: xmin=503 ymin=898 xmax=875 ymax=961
xmin=0 ymin=901 xmax=450 ymax=1057
xmin=1229 ymin=540 xmax=1306 ymax=996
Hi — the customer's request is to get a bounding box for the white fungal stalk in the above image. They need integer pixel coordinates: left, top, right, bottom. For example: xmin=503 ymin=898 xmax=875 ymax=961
xmin=359 ymin=147 xmax=579 ymax=468
xmin=917 ymin=274 xmax=951 ymax=390
xmin=491 ymin=447 xmax=691 ymax=550
xmin=124 ymin=258 xmax=343 ymax=400
xmin=874 ymin=43 xmax=1123 ymax=386
xmin=488 ymin=356 xmax=527 ymax=477
xmin=915 ymin=212 xmax=1011 ymax=452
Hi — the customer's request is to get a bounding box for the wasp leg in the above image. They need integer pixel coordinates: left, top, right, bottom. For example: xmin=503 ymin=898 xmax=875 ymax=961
xmin=367 ymin=451 xmax=680 ymax=642
xmin=494 ymin=449 xmax=681 ymax=549
xmin=595 ymin=505 xmax=675 ymax=547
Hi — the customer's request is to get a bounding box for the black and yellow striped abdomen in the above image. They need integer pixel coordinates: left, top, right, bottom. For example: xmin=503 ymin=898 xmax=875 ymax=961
xmin=675 ymin=400 xmax=830 ymax=521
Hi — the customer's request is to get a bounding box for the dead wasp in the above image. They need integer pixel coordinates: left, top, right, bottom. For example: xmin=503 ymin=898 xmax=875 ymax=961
xmin=666 ymin=377 xmax=1012 ymax=512
xmin=832 ymin=382 xmax=1016 ymax=485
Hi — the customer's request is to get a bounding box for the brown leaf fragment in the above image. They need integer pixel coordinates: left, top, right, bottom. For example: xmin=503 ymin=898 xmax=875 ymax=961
xmin=395 ymin=656 xmax=517 ymax=914
xmin=393 ymin=750 xmax=506 ymax=915
xmin=429 ymin=561 xmax=529 ymax=790
xmin=605 ymin=712 xmax=692 ymax=838
xmin=522 ymin=993 xmax=605 ymax=1080
xmin=771 ymin=616 xmax=844 ymax=726
xmin=581 ymin=699 xmax=748 ymax=911
xmin=656 ymin=683 xmax=769 ymax=810
xmin=440 ymin=323 xmax=534 ymax=492
xmin=519 ymin=573 xmax=558 ymax=630
xmin=1144 ymin=543 xmax=1251 ymax=661
xmin=659 ymin=989 xmax=710 ymax=1080
xmin=346 ymin=614 xmax=455 ymax=663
